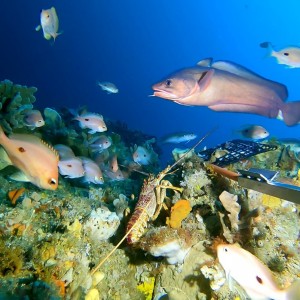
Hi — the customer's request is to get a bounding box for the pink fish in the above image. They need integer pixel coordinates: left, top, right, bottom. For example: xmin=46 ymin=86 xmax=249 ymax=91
xmin=0 ymin=126 xmax=58 ymax=190
xmin=152 ymin=59 xmax=300 ymax=126
xmin=74 ymin=113 xmax=107 ymax=134
xmin=217 ymin=243 xmax=300 ymax=300
xmin=81 ymin=157 xmax=104 ymax=184
xmin=24 ymin=110 xmax=45 ymax=128
xmin=109 ymin=155 xmax=119 ymax=172
xmin=104 ymin=168 xmax=124 ymax=181
xmin=58 ymin=157 xmax=85 ymax=178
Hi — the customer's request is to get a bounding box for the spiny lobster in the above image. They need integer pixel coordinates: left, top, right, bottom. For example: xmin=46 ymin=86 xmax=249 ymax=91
xmin=91 ymin=128 xmax=215 ymax=274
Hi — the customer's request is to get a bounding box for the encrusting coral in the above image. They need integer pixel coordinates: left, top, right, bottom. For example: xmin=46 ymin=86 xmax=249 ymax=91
xmin=0 ymin=79 xmax=38 ymax=133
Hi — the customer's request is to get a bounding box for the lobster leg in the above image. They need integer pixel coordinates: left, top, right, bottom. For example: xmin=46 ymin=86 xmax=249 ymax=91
xmin=152 ymin=180 xmax=183 ymax=221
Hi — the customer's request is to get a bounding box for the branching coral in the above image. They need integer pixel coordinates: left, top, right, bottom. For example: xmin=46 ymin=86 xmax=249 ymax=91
xmin=0 ymin=79 xmax=37 ymax=133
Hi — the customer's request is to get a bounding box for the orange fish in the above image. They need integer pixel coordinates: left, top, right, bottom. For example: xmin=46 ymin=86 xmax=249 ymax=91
xmin=0 ymin=126 xmax=59 ymax=190
xmin=109 ymin=155 xmax=119 ymax=172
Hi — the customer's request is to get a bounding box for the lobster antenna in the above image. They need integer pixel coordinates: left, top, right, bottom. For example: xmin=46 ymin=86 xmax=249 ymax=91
xmin=168 ymin=126 xmax=217 ymax=171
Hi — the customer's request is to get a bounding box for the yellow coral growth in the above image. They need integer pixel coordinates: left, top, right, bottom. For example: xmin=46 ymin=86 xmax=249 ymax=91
xmin=67 ymin=218 xmax=82 ymax=238
xmin=262 ymin=194 xmax=281 ymax=208
xmin=166 ymin=199 xmax=192 ymax=228
xmin=137 ymin=277 xmax=155 ymax=300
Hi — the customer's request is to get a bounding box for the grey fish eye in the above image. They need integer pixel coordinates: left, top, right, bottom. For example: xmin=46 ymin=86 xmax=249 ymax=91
xmin=165 ymin=79 xmax=172 ymax=87
xmin=283 ymin=52 xmax=289 ymax=56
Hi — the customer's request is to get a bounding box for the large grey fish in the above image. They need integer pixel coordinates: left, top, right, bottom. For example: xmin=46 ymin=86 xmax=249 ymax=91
xmin=152 ymin=59 xmax=300 ymax=126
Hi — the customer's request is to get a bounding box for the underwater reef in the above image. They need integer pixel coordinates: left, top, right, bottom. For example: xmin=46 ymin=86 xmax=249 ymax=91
xmin=0 ymin=81 xmax=299 ymax=299
xmin=0 ymin=79 xmax=38 ymax=133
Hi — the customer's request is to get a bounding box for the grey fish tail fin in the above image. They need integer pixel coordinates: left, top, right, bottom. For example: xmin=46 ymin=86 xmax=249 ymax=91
xmin=280 ymin=101 xmax=300 ymax=126
xmin=259 ymin=41 xmax=272 ymax=49
xmin=259 ymin=41 xmax=274 ymax=57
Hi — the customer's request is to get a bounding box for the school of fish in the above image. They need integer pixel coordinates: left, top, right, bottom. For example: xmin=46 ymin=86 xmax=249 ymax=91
xmin=1 ymin=6 xmax=300 ymax=299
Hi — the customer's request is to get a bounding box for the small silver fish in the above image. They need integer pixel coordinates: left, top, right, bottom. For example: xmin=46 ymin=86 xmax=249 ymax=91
xmin=132 ymin=146 xmax=152 ymax=165
xmin=97 ymin=81 xmax=119 ymax=94
xmin=88 ymin=135 xmax=112 ymax=152
xmin=74 ymin=113 xmax=107 ymax=134
xmin=236 ymin=125 xmax=269 ymax=140
xmin=24 ymin=110 xmax=45 ymax=128
xmin=36 ymin=7 xmax=61 ymax=41
xmin=161 ymin=133 xmax=197 ymax=144
xmin=260 ymin=42 xmax=300 ymax=68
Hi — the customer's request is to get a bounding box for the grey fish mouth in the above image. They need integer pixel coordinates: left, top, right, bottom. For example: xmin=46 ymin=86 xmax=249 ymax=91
xmin=152 ymin=89 xmax=179 ymax=100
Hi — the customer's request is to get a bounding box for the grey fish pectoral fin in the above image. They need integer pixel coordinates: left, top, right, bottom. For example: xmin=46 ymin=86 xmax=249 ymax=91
xmin=198 ymin=69 xmax=214 ymax=91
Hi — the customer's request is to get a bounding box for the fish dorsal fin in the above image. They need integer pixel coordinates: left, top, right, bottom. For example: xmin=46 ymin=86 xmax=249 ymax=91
xmin=211 ymin=60 xmax=264 ymax=81
xmin=41 ymin=140 xmax=59 ymax=161
xmin=10 ymin=133 xmax=59 ymax=161
xmin=197 ymin=58 xmax=213 ymax=67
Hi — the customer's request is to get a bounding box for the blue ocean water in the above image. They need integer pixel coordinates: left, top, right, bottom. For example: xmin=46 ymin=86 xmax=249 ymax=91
xmin=1 ymin=0 xmax=299 ymax=164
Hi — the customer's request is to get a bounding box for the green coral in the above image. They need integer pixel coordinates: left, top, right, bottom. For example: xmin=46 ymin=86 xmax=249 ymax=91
xmin=0 ymin=79 xmax=37 ymax=133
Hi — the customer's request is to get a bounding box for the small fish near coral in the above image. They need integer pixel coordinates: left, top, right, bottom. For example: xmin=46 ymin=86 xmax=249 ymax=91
xmin=73 ymin=112 xmax=107 ymax=134
xmin=152 ymin=58 xmax=300 ymax=126
xmin=87 ymin=135 xmax=112 ymax=152
xmin=0 ymin=125 xmax=59 ymax=190
xmin=260 ymin=42 xmax=300 ymax=68
xmin=23 ymin=110 xmax=45 ymax=129
xmin=235 ymin=125 xmax=269 ymax=140
xmin=217 ymin=243 xmax=300 ymax=300
xmin=58 ymin=157 xmax=85 ymax=179
xmin=132 ymin=145 xmax=153 ymax=166
xmin=36 ymin=7 xmax=62 ymax=42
